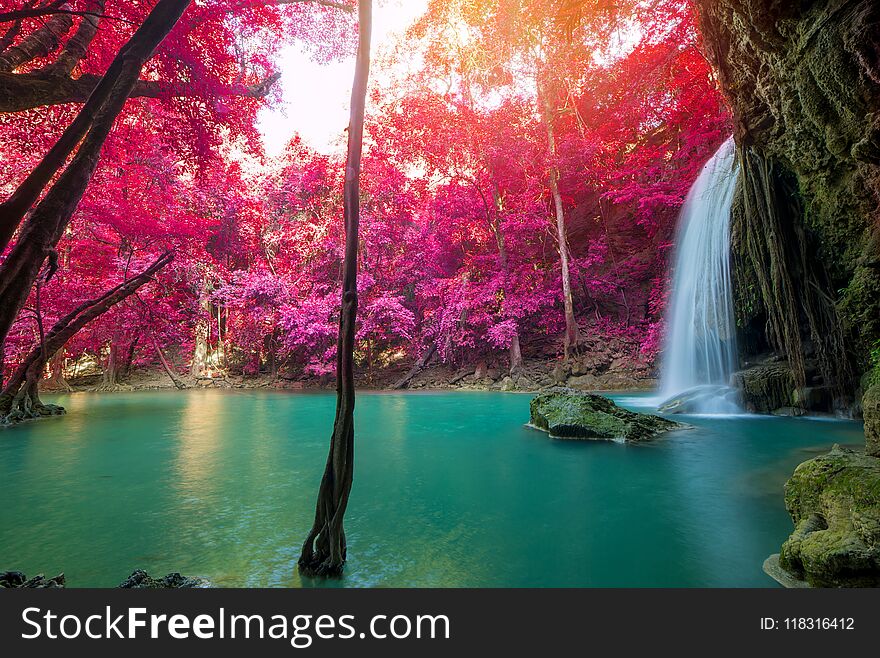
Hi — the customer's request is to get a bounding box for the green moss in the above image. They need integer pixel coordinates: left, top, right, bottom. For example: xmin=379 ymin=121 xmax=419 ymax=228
xmin=529 ymin=389 xmax=686 ymax=443
xmin=779 ymin=445 xmax=880 ymax=587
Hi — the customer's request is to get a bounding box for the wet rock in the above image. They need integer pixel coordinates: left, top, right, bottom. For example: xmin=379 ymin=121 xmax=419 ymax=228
xmin=732 ymin=363 xmax=797 ymax=413
xmin=118 ymin=569 xmax=210 ymax=589
xmin=1 ymin=572 xmax=65 ymax=588
xmin=772 ymin=406 xmax=807 ymax=417
xmin=658 ymin=385 xmax=741 ymax=414
xmin=0 ymin=571 xmax=26 ymax=587
xmin=500 ymin=376 xmax=515 ymax=391
xmin=528 ymin=388 xmax=687 ymax=443
xmin=793 ymin=386 xmax=834 ymax=413
xmin=864 ymin=380 xmax=880 ymax=457
xmin=778 ymin=445 xmax=880 ymax=587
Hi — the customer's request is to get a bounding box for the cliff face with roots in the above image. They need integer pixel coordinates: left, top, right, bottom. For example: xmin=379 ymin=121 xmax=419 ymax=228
xmin=695 ymin=0 xmax=880 ymax=417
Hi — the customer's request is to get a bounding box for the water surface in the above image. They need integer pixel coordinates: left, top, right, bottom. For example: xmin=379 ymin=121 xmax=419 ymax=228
xmin=0 ymin=390 xmax=864 ymax=587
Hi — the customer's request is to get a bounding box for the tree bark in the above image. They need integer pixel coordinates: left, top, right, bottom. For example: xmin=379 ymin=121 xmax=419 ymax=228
xmin=0 ymin=5 xmax=74 ymax=73
xmin=392 ymin=342 xmax=437 ymax=389
xmin=44 ymin=350 xmax=72 ymax=392
xmin=0 ymin=0 xmax=192 ymax=255
xmin=298 ymin=0 xmax=371 ymax=579
xmin=102 ymin=337 xmax=119 ymax=388
xmin=538 ymin=79 xmax=579 ymax=359
xmin=0 ymin=252 xmax=173 ymax=424
xmin=37 ymin=0 xmax=104 ymax=78
xmin=150 ymin=332 xmax=187 ymax=390
xmin=490 ymin=188 xmax=523 ymax=374
xmin=0 ymin=0 xmax=192 ymax=353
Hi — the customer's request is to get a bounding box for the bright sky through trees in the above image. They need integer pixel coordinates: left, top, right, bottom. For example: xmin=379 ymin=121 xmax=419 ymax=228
xmin=258 ymin=0 xmax=429 ymax=155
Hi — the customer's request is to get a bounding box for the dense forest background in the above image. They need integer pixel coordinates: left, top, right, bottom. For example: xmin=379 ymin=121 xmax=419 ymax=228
xmin=1 ymin=0 xmax=731 ymax=393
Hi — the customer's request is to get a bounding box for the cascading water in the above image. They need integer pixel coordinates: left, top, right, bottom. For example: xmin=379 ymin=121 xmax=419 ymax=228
xmin=659 ymin=136 xmax=740 ymax=414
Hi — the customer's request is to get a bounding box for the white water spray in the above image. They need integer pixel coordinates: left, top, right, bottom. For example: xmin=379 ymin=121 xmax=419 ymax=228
xmin=659 ymin=137 xmax=740 ymax=414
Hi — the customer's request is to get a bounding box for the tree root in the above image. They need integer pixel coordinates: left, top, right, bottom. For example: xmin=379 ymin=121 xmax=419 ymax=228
xmin=1 ymin=390 xmax=65 ymax=427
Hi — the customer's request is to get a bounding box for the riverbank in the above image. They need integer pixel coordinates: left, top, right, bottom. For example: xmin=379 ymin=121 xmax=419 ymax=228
xmin=50 ymin=339 xmax=659 ymax=395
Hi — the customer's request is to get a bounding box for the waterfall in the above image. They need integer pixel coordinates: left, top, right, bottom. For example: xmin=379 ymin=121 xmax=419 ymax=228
xmin=659 ymin=137 xmax=740 ymax=414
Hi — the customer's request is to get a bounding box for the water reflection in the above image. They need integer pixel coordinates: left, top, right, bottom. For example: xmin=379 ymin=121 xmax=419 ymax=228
xmin=0 ymin=389 xmax=867 ymax=587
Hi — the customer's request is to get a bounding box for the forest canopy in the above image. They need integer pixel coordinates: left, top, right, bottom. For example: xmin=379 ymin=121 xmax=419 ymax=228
xmin=0 ymin=0 xmax=730 ymax=395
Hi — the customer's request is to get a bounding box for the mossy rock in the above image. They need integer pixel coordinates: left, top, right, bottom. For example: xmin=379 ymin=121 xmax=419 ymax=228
xmin=779 ymin=445 xmax=880 ymax=587
xmin=731 ymin=363 xmax=797 ymax=413
xmin=863 ymin=379 xmax=880 ymax=457
xmin=528 ymin=389 xmax=687 ymax=443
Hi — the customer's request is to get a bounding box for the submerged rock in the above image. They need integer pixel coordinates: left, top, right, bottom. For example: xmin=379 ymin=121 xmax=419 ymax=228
xmin=118 ymin=569 xmax=211 ymax=589
xmin=778 ymin=445 xmax=880 ymax=587
xmin=529 ymin=389 xmax=686 ymax=443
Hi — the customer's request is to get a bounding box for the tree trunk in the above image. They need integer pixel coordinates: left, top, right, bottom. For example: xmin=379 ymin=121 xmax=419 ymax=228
xmin=150 ymin=333 xmax=187 ymax=390
xmin=37 ymin=0 xmax=105 ymax=78
xmin=0 ymin=0 xmax=192 ymax=257
xmin=1 ymin=252 xmax=173 ymax=424
xmin=191 ymin=320 xmax=209 ymax=377
xmin=0 ymin=7 xmax=74 ymax=73
xmin=490 ymin=188 xmax=523 ymax=374
xmin=103 ymin=338 xmax=119 ymax=388
xmin=538 ymin=80 xmax=579 ymax=359
xmin=121 ymin=336 xmax=139 ymax=378
xmin=44 ymin=350 xmax=72 ymax=392
xmin=298 ymin=0 xmax=371 ymax=579
xmin=392 ymin=342 xmax=437 ymax=390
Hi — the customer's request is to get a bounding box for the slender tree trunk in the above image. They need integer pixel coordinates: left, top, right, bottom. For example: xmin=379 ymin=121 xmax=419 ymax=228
xmin=1 ymin=252 xmax=172 ymax=424
xmin=0 ymin=0 xmax=191 ymax=256
xmin=150 ymin=333 xmax=186 ymax=390
xmin=490 ymin=188 xmax=523 ymax=374
xmin=191 ymin=321 xmax=209 ymax=377
xmin=103 ymin=338 xmax=119 ymax=388
xmin=392 ymin=342 xmax=437 ymax=390
xmin=538 ymin=80 xmax=579 ymax=359
xmin=298 ymin=0 xmax=371 ymax=578
xmin=121 ymin=335 xmax=139 ymax=378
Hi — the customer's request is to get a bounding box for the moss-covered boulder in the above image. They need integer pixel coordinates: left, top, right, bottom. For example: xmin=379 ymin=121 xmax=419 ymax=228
xmin=731 ymin=363 xmax=797 ymax=413
xmin=528 ymin=389 xmax=686 ymax=443
xmin=778 ymin=445 xmax=880 ymax=587
xmin=863 ymin=381 xmax=880 ymax=458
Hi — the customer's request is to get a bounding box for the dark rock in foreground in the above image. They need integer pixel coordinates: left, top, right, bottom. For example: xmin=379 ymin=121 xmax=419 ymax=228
xmin=0 ymin=571 xmax=65 ymax=588
xmin=778 ymin=445 xmax=880 ymax=587
xmin=529 ymin=389 xmax=687 ymax=443
xmin=119 ymin=569 xmax=210 ymax=588
xmin=1 ymin=570 xmax=210 ymax=588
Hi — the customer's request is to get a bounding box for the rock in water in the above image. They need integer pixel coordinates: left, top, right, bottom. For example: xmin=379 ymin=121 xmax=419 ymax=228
xmin=0 ymin=571 xmax=65 ymax=588
xmin=731 ymin=363 xmax=797 ymax=414
xmin=529 ymin=389 xmax=686 ymax=443
xmin=778 ymin=445 xmax=880 ymax=587
xmin=118 ymin=569 xmax=211 ymax=588
xmin=863 ymin=380 xmax=880 ymax=458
